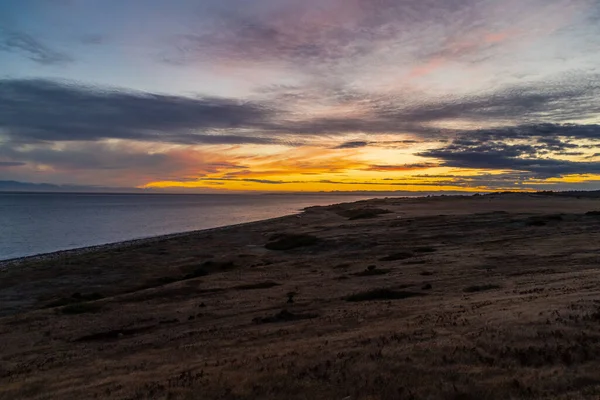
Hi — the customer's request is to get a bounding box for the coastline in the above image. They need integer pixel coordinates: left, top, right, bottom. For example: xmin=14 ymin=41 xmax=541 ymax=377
xmin=0 ymin=212 xmax=304 ymax=268
xmin=0 ymin=193 xmax=383 ymax=268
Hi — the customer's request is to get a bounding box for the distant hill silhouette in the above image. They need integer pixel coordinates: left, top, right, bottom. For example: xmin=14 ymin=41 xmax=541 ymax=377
xmin=1 ymin=180 xmax=599 ymax=197
xmin=0 ymin=180 xmax=134 ymax=193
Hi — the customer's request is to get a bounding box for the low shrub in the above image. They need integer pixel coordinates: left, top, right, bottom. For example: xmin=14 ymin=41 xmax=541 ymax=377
xmin=353 ymin=266 xmax=391 ymax=277
xmin=463 ymin=284 xmax=501 ymax=293
xmin=345 ymin=288 xmax=425 ymax=302
xmin=379 ymin=252 xmax=414 ymax=261
xmin=46 ymin=292 xmax=104 ymax=308
xmin=337 ymin=208 xmax=392 ymax=220
xmin=60 ymin=302 xmax=103 ymax=315
xmin=265 ymin=234 xmax=320 ymax=250
xmin=252 ymin=309 xmax=319 ymax=324
xmin=234 ymin=281 xmax=280 ymax=290
xmin=414 ymin=246 xmax=437 ymax=253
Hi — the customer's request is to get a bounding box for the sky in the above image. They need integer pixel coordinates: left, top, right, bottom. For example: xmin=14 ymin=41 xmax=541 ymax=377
xmin=0 ymin=0 xmax=599 ymax=192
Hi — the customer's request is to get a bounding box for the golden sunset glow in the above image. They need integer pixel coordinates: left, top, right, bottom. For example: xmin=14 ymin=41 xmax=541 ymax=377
xmin=1 ymin=0 xmax=599 ymax=193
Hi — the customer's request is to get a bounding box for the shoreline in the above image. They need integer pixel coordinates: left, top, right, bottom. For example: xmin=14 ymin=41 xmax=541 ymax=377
xmin=1 ymin=192 xmax=592 ymax=268
xmin=0 ymin=212 xmax=303 ymax=269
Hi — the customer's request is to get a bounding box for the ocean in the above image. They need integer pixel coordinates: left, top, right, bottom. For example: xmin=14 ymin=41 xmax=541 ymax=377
xmin=0 ymin=192 xmax=379 ymax=261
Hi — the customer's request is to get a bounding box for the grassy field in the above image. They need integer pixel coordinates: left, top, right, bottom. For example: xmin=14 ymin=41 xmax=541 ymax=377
xmin=1 ymin=193 xmax=600 ymax=399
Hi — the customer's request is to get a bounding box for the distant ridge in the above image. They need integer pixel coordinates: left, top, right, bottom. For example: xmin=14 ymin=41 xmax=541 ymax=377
xmin=0 ymin=180 xmax=141 ymax=193
xmin=1 ymin=180 xmax=599 ymax=197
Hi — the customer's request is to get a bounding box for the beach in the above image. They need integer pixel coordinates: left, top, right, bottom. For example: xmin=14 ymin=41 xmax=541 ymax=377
xmin=2 ymin=193 xmax=600 ymax=399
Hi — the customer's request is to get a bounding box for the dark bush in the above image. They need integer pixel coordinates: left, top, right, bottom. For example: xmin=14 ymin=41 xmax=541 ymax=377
xmin=337 ymin=208 xmax=392 ymax=220
xmin=414 ymin=246 xmax=437 ymax=253
xmin=234 ymin=281 xmax=280 ymax=290
xmin=526 ymin=219 xmax=546 ymax=226
xmin=379 ymin=252 xmax=414 ymax=261
xmin=526 ymin=214 xmax=563 ymax=226
xmin=345 ymin=288 xmax=426 ymax=302
xmin=265 ymin=234 xmax=320 ymax=250
xmin=182 ymin=261 xmax=237 ymax=279
xmin=46 ymin=292 xmax=104 ymax=308
xmin=353 ymin=267 xmax=391 ymax=277
xmin=60 ymin=302 xmax=103 ymax=315
xmin=463 ymin=284 xmax=501 ymax=293
xmin=200 ymin=261 xmax=237 ymax=271
xmin=74 ymin=326 xmax=154 ymax=342
xmin=252 ymin=309 xmax=319 ymax=324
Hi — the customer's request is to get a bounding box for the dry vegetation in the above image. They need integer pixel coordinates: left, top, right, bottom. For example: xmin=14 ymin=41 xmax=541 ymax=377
xmin=1 ymin=193 xmax=600 ymax=399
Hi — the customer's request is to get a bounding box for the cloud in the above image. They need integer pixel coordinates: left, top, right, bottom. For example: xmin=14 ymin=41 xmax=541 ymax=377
xmin=79 ymin=34 xmax=105 ymax=45
xmin=159 ymin=0 xmax=599 ymax=89
xmin=0 ymin=161 xmax=25 ymax=167
xmin=0 ymin=28 xmax=72 ymax=65
xmin=374 ymin=78 xmax=600 ymax=126
xmin=418 ymin=123 xmax=600 ymax=177
xmin=333 ymin=141 xmax=370 ymax=149
xmin=159 ymin=0 xmax=503 ymax=69
xmin=0 ymin=140 xmax=252 ymax=186
xmin=2 ymin=75 xmax=599 ymax=150
xmin=457 ymin=123 xmax=600 ymax=142
xmin=0 ymin=79 xmax=277 ymax=145
xmin=366 ymin=163 xmax=437 ymax=172
xmin=252 ymin=73 xmax=600 ymax=137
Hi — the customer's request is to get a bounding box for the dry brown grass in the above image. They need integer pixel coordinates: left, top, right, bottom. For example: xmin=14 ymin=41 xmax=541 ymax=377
xmin=2 ymin=194 xmax=600 ymax=399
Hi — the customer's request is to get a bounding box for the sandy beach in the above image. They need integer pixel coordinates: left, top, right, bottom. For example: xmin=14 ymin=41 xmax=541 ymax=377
xmin=2 ymin=193 xmax=600 ymax=399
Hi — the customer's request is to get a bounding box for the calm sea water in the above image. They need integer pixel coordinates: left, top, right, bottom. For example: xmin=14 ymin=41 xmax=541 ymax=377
xmin=0 ymin=193 xmax=377 ymax=260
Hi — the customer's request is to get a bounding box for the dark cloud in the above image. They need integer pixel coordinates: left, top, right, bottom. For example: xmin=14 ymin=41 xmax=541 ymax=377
xmin=456 ymin=123 xmax=600 ymax=142
xmin=333 ymin=141 xmax=370 ymax=149
xmin=2 ymin=76 xmax=599 ymax=149
xmin=0 ymin=142 xmax=176 ymax=172
xmin=0 ymin=79 xmax=277 ymax=145
xmin=366 ymin=163 xmax=437 ymax=171
xmin=1 ymin=78 xmax=599 ymax=185
xmin=253 ymin=74 xmax=600 ymax=136
xmin=191 ymin=177 xmax=446 ymax=187
xmin=0 ymin=141 xmax=228 ymax=186
xmin=386 ymin=83 xmax=600 ymax=124
xmin=419 ymin=124 xmax=600 ymax=177
xmin=182 ymin=174 xmax=538 ymax=189
xmin=0 ymin=28 xmax=72 ymax=65
xmin=0 ymin=161 xmax=25 ymax=167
